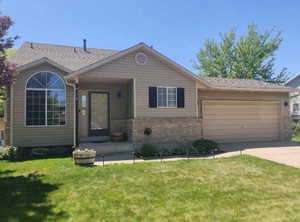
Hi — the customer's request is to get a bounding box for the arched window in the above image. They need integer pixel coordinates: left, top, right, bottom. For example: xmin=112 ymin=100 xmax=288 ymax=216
xmin=26 ymin=72 xmax=66 ymax=126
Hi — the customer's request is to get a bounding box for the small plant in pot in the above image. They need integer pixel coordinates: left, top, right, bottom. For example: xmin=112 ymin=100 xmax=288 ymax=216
xmin=73 ymin=148 xmax=96 ymax=165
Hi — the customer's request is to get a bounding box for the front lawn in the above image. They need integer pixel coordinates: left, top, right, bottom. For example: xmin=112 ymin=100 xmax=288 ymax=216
xmin=1 ymin=156 xmax=300 ymax=221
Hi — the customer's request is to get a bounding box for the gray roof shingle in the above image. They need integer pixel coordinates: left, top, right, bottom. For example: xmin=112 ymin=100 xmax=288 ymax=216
xmin=200 ymin=76 xmax=290 ymax=89
xmin=9 ymin=42 xmax=294 ymax=91
xmin=9 ymin=42 xmax=119 ymax=71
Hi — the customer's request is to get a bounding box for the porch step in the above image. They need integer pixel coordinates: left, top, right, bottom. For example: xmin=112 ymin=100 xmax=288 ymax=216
xmin=78 ymin=142 xmax=134 ymax=155
xmin=80 ymin=136 xmax=110 ymax=143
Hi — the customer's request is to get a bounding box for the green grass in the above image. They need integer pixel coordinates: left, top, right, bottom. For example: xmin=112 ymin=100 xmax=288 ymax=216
xmin=1 ymin=156 xmax=300 ymax=222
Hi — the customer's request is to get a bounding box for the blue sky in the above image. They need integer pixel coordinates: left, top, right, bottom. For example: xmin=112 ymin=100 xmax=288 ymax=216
xmin=1 ymin=0 xmax=300 ymax=77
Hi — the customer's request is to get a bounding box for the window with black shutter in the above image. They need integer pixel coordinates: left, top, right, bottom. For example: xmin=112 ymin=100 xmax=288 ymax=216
xmin=149 ymin=87 xmax=157 ymax=108
xmin=177 ymin=88 xmax=185 ymax=108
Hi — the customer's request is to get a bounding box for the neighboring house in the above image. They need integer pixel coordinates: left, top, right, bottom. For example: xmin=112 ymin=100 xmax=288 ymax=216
xmin=4 ymin=41 xmax=294 ymax=148
xmin=285 ymin=75 xmax=300 ymax=122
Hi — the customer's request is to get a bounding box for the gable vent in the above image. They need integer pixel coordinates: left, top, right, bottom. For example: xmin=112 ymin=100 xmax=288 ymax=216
xmin=135 ymin=52 xmax=148 ymax=65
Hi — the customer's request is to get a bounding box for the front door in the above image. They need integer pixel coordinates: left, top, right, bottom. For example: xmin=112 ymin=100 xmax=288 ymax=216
xmin=88 ymin=92 xmax=110 ymax=136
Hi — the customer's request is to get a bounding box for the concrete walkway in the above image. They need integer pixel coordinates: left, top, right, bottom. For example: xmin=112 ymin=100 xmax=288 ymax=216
xmin=94 ymin=141 xmax=300 ymax=168
xmin=94 ymin=151 xmax=238 ymax=166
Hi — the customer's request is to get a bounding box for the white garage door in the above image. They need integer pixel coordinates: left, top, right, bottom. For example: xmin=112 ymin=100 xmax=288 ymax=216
xmin=203 ymin=101 xmax=280 ymax=142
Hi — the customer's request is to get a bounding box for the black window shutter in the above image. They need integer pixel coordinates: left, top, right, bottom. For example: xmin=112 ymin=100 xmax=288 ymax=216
xmin=149 ymin=87 xmax=157 ymax=108
xmin=177 ymin=88 xmax=185 ymax=108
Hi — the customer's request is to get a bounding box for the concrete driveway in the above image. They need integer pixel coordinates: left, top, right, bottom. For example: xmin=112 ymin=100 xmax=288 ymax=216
xmin=220 ymin=141 xmax=300 ymax=168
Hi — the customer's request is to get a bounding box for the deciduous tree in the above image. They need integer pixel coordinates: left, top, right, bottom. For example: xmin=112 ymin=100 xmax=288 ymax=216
xmin=0 ymin=14 xmax=18 ymax=117
xmin=0 ymin=15 xmax=18 ymax=86
xmin=194 ymin=25 xmax=288 ymax=83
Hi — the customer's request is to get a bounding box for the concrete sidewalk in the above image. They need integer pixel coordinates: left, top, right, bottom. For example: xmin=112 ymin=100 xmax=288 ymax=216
xmin=94 ymin=150 xmax=240 ymax=166
xmin=94 ymin=141 xmax=300 ymax=167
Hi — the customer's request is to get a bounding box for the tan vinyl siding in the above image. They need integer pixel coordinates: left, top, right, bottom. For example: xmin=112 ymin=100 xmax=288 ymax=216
xmin=80 ymin=51 xmax=197 ymax=118
xmin=199 ymin=89 xmax=291 ymax=142
xmin=12 ymin=63 xmax=74 ymax=147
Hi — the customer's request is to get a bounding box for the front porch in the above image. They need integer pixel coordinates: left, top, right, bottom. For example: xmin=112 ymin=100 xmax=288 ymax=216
xmin=76 ymin=76 xmax=135 ymax=147
xmin=78 ymin=141 xmax=134 ymax=155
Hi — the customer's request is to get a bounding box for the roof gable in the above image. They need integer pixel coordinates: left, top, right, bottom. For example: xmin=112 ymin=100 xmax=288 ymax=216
xmin=15 ymin=57 xmax=71 ymax=74
xmin=66 ymin=43 xmax=205 ymax=85
xmin=286 ymin=74 xmax=300 ymax=88
xmin=78 ymin=48 xmax=200 ymax=87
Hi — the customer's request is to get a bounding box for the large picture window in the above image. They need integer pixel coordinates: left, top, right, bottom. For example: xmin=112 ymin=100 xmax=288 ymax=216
xmin=26 ymin=72 xmax=66 ymax=126
xmin=157 ymin=87 xmax=177 ymax=108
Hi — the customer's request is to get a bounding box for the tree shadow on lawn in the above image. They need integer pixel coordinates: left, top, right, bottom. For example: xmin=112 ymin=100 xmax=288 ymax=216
xmin=0 ymin=170 xmax=67 ymax=222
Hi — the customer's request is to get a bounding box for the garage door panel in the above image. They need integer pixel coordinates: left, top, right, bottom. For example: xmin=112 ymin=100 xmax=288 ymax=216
xmin=203 ymin=119 xmax=278 ymax=125
xmin=203 ymin=101 xmax=280 ymax=142
xmin=205 ymin=134 xmax=278 ymax=140
xmin=206 ymin=136 xmax=278 ymax=143
xmin=203 ymin=115 xmax=279 ymax=121
xmin=204 ymin=110 xmax=278 ymax=116
xmin=203 ymin=101 xmax=279 ymax=105
xmin=204 ymin=106 xmax=278 ymax=113
xmin=204 ymin=123 xmax=279 ymax=130
xmin=204 ymin=128 xmax=279 ymax=136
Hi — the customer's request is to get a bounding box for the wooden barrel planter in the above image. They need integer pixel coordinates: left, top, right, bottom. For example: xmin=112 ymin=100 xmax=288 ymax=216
xmin=73 ymin=149 xmax=96 ymax=165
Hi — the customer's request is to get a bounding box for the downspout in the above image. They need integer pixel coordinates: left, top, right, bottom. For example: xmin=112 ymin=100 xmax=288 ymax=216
xmin=10 ymin=84 xmax=13 ymax=146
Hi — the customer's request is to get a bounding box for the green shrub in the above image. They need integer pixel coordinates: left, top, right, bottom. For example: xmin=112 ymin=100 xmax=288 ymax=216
xmin=0 ymin=147 xmax=33 ymax=161
xmin=292 ymin=122 xmax=300 ymax=136
xmin=171 ymin=147 xmax=185 ymax=155
xmin=0 ymin=146 xmax=73 ymax=161
xmin=139 ymin=144 xmax=158 ymax=157
xmin=48 ymin=146 xmax=73 ymax=155
xmin=0 ymin=148 xmax=8 ymax=160
xmin=0 ymin=146 xmax=17 ymax=160
xmin=186 ymin=146 xmax=199 ymax=155
xmin=8 ymin=146 xmax=17 ymax=160
xmin=31 ymin=148 xmax=49 ymax=157
xmin=192 ymin=139 xmax=219 ymax=154
xmin=159 ymin=148 xmax=171 ymax=156
xmin=16 ymin=147 xmax=32 ymax=160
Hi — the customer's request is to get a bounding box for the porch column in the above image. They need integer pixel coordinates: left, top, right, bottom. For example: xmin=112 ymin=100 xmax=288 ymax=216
xmin=75 ymin=83 xmax=79 ymax=146
xmin=133 ymin=78 xmax=136 ymax=119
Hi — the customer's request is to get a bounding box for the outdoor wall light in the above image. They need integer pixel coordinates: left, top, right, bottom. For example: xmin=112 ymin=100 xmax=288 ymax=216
xmin=284 ymin=101 xmax=288 ymax=107
xmin=144 ymin=127 xmax=152 ymax=136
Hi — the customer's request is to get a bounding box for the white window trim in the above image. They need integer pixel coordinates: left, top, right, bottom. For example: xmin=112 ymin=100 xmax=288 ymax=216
xmin=24 ymin=71 xmax=67 ymax=128
xmin=157 ymin=86 xmax=177 ymax=108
